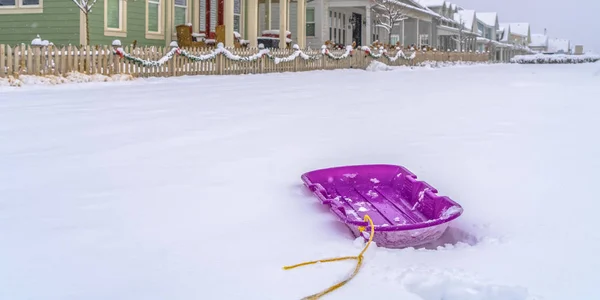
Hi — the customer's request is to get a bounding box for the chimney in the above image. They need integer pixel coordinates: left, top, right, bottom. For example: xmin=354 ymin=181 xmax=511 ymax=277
xmin=544 ymin=28 xmax=547 ymax=35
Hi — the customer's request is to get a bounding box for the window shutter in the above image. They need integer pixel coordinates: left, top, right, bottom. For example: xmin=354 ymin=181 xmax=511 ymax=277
xmin=199 ymin=0 xmax=206 ymax=31
xmin=210 ymin=0 xmax=217 ymax=31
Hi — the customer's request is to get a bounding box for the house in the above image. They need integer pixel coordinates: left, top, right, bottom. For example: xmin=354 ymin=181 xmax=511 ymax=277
xmin=529 ymin=33 xmax=549 ymax=52
xmin=499 ymin=22 xmax=530 ymax=46
xmin=474 ymin=12 xmax=498 ymax=52
xmin=547 ymin=38 xmax=570 ymax=54
xmin=308 ymin=0 xmax=443 ymax=49
xmin=0 ymin=1 xmax=83 ymax=46
xmin=455 ymin=9 xmax=478 ymax=51
xmin=415 ymin=0 xmax=467 ymax=51
xmin=0 ymin=0 xmax=309 ymax=49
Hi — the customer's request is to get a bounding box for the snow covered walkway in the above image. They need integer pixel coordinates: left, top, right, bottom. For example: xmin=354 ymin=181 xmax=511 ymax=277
xmin=1 ymin=63 xmax=599 ymax=300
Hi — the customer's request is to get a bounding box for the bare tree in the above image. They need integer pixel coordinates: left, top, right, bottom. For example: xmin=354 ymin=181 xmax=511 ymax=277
xmin=451 ymin=16 xmax=470 ymax=51
xmin=72 ymin=0 xmax=98 ymax=45
xmin=370 ymin=0 xmax=409 ymax=46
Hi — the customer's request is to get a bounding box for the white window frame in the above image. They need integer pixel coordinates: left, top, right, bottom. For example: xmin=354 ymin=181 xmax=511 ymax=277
xmin=104 ymin=0 xmax=127 ymax=37
xmin=174 ymin=0 xmax=189 ymax=26
xmin=0 ymin=0 xmax=43 ymax=14
xmin=305 ymin=7 xmax=315 ymax=37
xmin=146 ymin=0 xmax=164 ymax=39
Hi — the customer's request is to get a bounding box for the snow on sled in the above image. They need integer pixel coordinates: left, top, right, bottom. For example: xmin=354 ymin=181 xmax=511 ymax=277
xmin=301 ymin=164 xmax=463 ymax=248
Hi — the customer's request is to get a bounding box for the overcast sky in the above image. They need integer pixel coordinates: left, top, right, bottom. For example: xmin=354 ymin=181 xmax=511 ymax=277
xmin=456 ymin=0 xmax=598 ymax=52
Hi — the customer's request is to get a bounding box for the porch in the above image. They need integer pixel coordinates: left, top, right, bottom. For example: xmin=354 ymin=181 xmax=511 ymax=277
xmin=321 ymin=1 xmax=372 ymax=48
xmin=322 ymin=0 xmax=439 ymax=49
xmin=184 ymin=0 xmax=308 ymax=49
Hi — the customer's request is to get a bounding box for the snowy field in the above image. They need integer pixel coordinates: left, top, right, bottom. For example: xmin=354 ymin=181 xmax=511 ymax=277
xmin=1 ymin=63 xmax=599 ymax=300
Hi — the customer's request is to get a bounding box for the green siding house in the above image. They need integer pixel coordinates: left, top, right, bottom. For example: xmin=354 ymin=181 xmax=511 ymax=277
xmin=0 ymin=0 xmax=183 ymax=47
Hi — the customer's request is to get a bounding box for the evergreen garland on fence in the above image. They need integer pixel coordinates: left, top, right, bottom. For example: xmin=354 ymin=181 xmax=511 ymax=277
xmin=113 ymin=42 xmax=322 ymax=67
xmin=321 ymin=45 xmax=354 ymax=60
xmin=114 ymin=47 xmax=179 ymax=67
xmin=112 ymin=40 xmax=421 ymax=67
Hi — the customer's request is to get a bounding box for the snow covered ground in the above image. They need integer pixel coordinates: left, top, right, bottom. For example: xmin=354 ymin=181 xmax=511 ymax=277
xmin=1 ymin=63 xmax=599 ymax=300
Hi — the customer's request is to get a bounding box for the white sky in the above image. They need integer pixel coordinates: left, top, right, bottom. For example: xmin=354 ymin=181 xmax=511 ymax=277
xmin=456 ymin=0 xmax=598 ymax=52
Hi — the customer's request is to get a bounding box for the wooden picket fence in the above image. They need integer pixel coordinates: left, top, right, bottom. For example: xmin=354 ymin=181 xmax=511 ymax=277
xmin=0 ymin=44 xmax=490 ymax=78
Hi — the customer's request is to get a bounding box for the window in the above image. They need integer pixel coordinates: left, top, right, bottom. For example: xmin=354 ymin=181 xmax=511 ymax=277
xmin=0 ymin=0 xmax=39 ymax=6
xmin=107 ymin=0 xmax=122 ymax=29
xmin=233 ymin=0 xmax=241 ymax=33
xmin=146 ymin=0 xmax=163 ymax=39
xmin=391 ymin=34 xmax=399 ymax=45
xmin=104 ymin=0 xmax=126 ymax=36
xmin=329 ymin=10 xmax=332 ymax=40
xmin=328 ymin=10 xmax=346 ymax=44
xmin=342 ymin=13 xmax=345 ymax=44
xmin=0 ymin=0 xmax=42 ymax=14
xmin=306 ymin=7 xmax=315 ymax=37
xmin=147 ymin=0 xmax=161 ymax=33
xmin=174 ymin=0 xmax=188 ymax=26
xmin=372 ymin=19 xmax=379 ymax=42
xmin=107 ymin=0 xmax=123 ymax=29
xmin=419 ymin=34 xmax=429 ymax=46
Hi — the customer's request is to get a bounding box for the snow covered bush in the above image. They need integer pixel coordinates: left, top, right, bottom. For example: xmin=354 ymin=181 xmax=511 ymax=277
xmin=511 ymin=53 xmax=600 ymax=64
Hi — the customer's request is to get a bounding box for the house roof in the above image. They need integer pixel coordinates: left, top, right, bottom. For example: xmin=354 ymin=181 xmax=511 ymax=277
xmin=386 ymin=0 xmax=440 ymax=18
xmin=529 ymin=34 xmax=548 ymax=47
xmin=506 ymin=23 xmax=530 ymax=36
xmin=457 ymin=10 xmax=476 ymax=31
xmin=498 ymin=27 xmax=508 ymax=42
xmin=403 ymin=0 xmax=444 ymax=18
xmin=476 ymin=12 xmax=497 ymax=27
xmin=548 ymin=38 xmax=570 ymax=52
xmin=415 ymin=0 xmax=445 ymax=7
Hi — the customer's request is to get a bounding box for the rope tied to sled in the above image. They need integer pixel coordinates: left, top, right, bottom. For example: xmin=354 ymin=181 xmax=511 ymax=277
xmin=283 ymin=215 xmax=375 ymax=300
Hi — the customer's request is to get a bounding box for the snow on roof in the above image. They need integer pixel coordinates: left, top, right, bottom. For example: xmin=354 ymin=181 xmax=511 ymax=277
xmin=457 ymin=10 xmax=476 ymax=31
xmin=498 ymin=27 xmax=508 ymax=42
xmin=476 ymin=12 xmax=497 ymax=27
xmin=415 ymin=0 xmax=445 ymax=7
xmin=413 ymin=0 xmax=460 ymax=24
xmin=529 ymin=34 xmax=548 ymax=47
xmin=395 ymin=0 xmax=441 ymax=18
xmin=548 ymin=38 xmax=570 ymax=53
xmin=507 ymin=23 xmax=530 ymax=37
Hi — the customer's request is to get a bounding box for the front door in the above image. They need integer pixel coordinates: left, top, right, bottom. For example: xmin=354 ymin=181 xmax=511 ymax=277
xmin=352 ymin=13 xmax=362 ymax=46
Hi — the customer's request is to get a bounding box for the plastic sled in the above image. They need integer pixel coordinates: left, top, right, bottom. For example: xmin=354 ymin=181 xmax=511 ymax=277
xmin=301 ymin=164 xmax=463 ymax=248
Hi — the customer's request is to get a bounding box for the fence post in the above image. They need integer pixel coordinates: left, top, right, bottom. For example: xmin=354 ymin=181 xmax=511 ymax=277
xmin=168 ymin=41 xmax=178 ymax=77
xmin=0 ymin=44 xmax=5 ymax=78
xmin=112 ymin=40 xmax=121 ymax=74
xmin=217 ymin=54 xmax=224 ymax=75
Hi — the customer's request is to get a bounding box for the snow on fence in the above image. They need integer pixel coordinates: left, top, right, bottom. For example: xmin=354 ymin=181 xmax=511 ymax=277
xmin=511 ymin=53 xmax=600 ymax=64
xmin=0 ymin=43 xmax=490 ymax=78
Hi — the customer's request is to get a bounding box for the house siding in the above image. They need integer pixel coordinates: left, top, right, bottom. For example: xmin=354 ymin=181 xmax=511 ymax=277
xmin=0 ymin=0 xmax=80 ymax=46
xmin=88 ymin=0 xmax=169 ymax=46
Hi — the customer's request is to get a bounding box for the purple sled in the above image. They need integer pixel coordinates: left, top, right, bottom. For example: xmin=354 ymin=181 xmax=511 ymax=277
xmin=302 ymin=164 xmax=463 ymax=248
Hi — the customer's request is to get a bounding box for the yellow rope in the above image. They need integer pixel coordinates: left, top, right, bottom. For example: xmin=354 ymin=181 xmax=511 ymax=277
xmin=283 ymin=215 xmax=375 ymax=300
